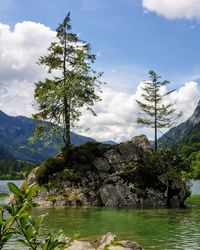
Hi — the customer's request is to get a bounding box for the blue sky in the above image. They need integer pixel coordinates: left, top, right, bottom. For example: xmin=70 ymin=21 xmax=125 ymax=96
xmin=1 ymin=0 xmax=200 ymax=89
xmin=0 ymin=0 xmax=200 ymax=141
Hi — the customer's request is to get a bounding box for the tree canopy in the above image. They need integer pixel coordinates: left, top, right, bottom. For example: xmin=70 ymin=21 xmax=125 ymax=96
xmin=136 ymin=70 xmax=182 ymax=151
xmin=33 ymin=13 xmax=103 ymax=147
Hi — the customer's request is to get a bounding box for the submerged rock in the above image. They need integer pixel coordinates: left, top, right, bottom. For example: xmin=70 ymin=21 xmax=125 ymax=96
xmin=28 ymin=134 xmax=190 ymax=208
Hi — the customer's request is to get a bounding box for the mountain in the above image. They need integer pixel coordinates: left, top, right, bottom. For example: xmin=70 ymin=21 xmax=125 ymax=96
xmin=102 ymin=140 xmax=117 ymax=145
xmin=158 ymin=100 xmax=200 ymax=148
xmin=0 ymin=145 xmax=16 ymax=161
xmin=0 ymin=111 xmax=95 ymax=163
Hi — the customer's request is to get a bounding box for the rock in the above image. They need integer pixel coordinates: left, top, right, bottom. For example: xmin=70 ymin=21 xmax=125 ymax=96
xmin=131 ymin=134 xmax=152 ymax=152
xmin=97 ymin=233 xmax=144 ymax=250
xmin=93 ymin=157 xmax=111 ymax=172
xmin=66 ymin=240 xmax=95 ymax=250
xmin=117 ymin=142 xmax=139 ymax=162
xmin=27 ymin=166 xmax=39 ymax=184
xmin=100 ymin=181 xmax=134 ymax=207
xmin=64 ymin=233 xmax=144 ymax=250
xmin=107 ymin=240 xmax=143 ymax=250
xmin=98 ymin=232 xmax=116 ymax=249
xmin=103 ymin=149 xmax=125 ymax=171
xmin=118 ymin=241 xmax=143 ymax=250
xmin=30 ymin=134 xmax=190 ymax=208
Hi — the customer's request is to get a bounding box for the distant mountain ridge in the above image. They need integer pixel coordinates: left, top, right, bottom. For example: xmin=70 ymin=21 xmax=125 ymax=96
xmin=0 ymin=110 xmax=96 ymax=163
xmin=158 ymin=100 xmax=200 ymax=147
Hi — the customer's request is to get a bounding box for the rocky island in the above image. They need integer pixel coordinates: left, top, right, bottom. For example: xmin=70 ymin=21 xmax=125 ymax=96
xmin=27 ymin=135 xmax=190 ymax=208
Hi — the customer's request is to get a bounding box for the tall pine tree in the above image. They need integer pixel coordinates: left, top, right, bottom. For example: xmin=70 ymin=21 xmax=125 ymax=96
xmin=33 ymin=13 xmax=103 ymax=147
xmin=136 ymin=70 xmax=182 ymax=151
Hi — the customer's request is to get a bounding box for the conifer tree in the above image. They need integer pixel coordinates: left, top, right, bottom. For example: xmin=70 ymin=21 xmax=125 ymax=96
xmin=33 ymin=13 xmax=103 ymax=147
xmin=136 ymin=70 xmax=182 ymax=151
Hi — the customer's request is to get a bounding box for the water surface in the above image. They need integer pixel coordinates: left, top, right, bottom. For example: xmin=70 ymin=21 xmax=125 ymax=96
xmin=1 ymin=180 xmax=200 ymax=249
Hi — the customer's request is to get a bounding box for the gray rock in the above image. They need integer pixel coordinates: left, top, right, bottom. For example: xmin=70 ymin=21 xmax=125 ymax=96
xmin=66 ymin=240 xmax=95 ymax=250
xmin=93 ymin=157 xmax=111 ymax=172
xmin=131 ymin=134 xmax=152 ymax=152
xmin=98 ymin=232 xmax=116 ymax=249
xmin=108 ymin=240 xmax=143 ymax=250
xmin=64 ymin=233 xmax=144 ymax=250
xmin=117 ymin=142 xmax=139 ymax=162
xmin=103 ymin=149 xmax=125 ymax=171
xmin=29 ymin=134 xmax=190 ymax=208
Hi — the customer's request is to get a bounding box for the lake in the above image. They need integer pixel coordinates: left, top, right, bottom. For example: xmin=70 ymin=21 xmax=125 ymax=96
xmin=1 ymin=180 xmax=200 ymax=250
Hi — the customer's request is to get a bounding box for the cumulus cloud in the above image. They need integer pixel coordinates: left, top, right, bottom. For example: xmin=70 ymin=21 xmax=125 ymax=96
xmin=142 ymin=0 xmax=200 ymax=20
xmin=0 ymin=21 xmax=55 ymax=116
xmin=0 ymin=21 xmax=199 ymax=142
xmin=77 ymin=81 xmax=200 ymax=142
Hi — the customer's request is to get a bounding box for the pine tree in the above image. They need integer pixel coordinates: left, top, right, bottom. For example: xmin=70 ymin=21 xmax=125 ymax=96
xmin=33 ymin=13 xmax=103 ymax=148
xmin=136 ymin=70 xmax=182 ymax=151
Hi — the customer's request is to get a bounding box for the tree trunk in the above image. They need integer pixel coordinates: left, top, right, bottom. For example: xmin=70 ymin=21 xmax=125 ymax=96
xmin=155 ymin=122 xmax=157 ymax=151
xmin=154 ymin=82 xmax=158 ymax=152
xmin=63 ymin=28 xmax=71 ymax=147
xmin=63 ymin=96 xmax=71 ymax=147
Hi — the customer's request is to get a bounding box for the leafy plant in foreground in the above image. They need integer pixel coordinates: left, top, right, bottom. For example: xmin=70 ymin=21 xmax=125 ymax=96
xmin=0 ymin=182 xmax=66 ymax=249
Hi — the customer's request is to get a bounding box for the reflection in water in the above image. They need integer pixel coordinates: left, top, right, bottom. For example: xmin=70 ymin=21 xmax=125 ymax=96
xmin=1 ymin=180 xmax=200 ymax=249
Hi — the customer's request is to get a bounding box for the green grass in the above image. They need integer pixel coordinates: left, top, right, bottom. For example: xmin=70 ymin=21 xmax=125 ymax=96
xmin=185 ymin=194 xmax=200 ymax=206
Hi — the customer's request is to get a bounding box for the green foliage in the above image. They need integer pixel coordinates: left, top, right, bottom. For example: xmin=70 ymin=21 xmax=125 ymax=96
xmin=35 ymin=157 xmax=65 ymax=185
xmin=136 ymin=70 xmax=182 ymax=151
xmin=185 ymin=194 xmax=200 ymax=207
xmin=190 ymin=152 xmax=200 ymax=179
xmin=64 ymin=141 xmax=108 ymax=166
xmin=33 ymin=13 xmax=103 ymax=147
xmin=0 ymin=160 xmax=35 ymax=180
xmin=122 ymin=149 xmax=188 ymax=191
xmin=176 ymin=123 xmax=200 ymax=179
xmin=0 ymin=182 xmax=66 ymax=250
xmin=35 ymin=142 xmax=109 ymax=185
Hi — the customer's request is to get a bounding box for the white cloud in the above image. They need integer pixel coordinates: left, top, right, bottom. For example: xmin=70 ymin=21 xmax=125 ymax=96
xmin=0 ymin=21 xmax=199 ymax=143
xmin=77 ymin=81 xmax=200 ymax=142
xmin=77 ymin=87 xmax=139 ymax=142
xmin=167 ymin=81 xmax=200 ymax=122
xmin=0 ymin=21 xmax=55 ymax=117
xmin=142 ymin=0 xmax=200 ymax=20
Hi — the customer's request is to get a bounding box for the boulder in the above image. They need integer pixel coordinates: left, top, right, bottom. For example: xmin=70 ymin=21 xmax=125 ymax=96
xmin=66 ymin=240 xmax=95 ymax=250
xmin=29 ymin=134 xmax=190 ymax=208
xmin=64 ymin=233 xmax=144 ymax=250
xmin=98 ymin=232 xmax=116 ymax=249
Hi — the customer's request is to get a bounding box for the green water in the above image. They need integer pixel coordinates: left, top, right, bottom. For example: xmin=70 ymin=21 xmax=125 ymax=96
xmin=2 ymin=180 xmax=200 ymax=249
xmin=39 ymin=207 xmax=200 ymax=250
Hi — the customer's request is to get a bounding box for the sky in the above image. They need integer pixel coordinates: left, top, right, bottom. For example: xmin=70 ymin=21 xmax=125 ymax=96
xmin=0 ymin=0 xmax=200 ymax=142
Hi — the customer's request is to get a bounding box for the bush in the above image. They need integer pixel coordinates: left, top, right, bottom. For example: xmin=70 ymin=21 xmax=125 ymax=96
xmin=35 ymin=157 xmax=65 ymax=185
xmin=121 ymin=149 xmax=189 ymax=190
xmin=63 ymin=142 xmax=109 ymax=171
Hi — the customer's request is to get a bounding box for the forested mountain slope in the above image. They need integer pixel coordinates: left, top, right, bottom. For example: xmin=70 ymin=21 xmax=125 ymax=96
xmin=0 ymin=110 xmax=95 ymax=162
xmin=158 ymin=100 xmax=200 ymax=148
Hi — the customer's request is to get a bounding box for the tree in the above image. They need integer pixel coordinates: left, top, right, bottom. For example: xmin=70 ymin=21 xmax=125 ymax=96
xmin=33 ymin=13 xmax=103 ymax=148
xmin=136 ymin=70 xmax=182 ymax=151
